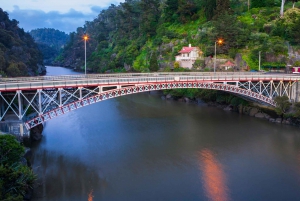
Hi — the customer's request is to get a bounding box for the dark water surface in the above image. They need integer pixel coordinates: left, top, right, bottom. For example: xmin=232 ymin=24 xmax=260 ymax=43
xmin=31 ymin=66 xmax=300 ymax=201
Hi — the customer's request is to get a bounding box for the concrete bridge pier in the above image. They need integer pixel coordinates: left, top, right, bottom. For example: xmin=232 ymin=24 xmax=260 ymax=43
xmin=291 ymin=81 xmax=300 ymax=103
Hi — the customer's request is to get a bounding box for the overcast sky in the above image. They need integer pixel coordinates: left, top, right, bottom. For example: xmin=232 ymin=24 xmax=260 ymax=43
xmin=1 ymin=0 xmax=125 ymax=33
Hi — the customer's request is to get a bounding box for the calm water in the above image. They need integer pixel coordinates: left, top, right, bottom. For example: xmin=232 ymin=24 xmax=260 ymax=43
xmin=31 ymin=66 xmax=300 ymax=201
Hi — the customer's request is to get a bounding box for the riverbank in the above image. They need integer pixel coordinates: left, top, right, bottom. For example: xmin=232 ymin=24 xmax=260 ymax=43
xmin=161 ymin=92 xmax=300 ymax=128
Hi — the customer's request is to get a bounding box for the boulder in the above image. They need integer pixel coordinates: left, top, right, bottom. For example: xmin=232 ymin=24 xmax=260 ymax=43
xmin=255 ymin=113 xmax=265 ymax=118
xmin=224 ymin=105 xmax=233 ymax=111
xmin=249 ymin=108 xmax=259 ymax=116
xmin=166 ymin=94 xmax=172 ymax=99
xmin=275 ymin=118 xmax=282 ymax=123
xmin=184 ymin=97 xmax=190 ymax=102
xmin=269 ymin=118 xmax=275 ymax=122
xmin=264 ymin=114 xmax=270 ymax=119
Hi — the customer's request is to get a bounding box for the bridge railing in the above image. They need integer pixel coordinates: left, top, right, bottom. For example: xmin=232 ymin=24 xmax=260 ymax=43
xmin=0 ymin=72 xmax=265 ymax=82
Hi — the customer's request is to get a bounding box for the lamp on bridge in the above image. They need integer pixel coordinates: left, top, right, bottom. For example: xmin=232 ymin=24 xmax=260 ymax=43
xmin=83 ymin=34 xmax=89 ymax=75
xmin=214 ymin=39 xmax=223 ymax=73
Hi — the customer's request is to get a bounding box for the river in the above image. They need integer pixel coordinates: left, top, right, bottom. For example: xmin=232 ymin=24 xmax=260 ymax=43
xmin=30 ymin=66 xmax=300 ymax=201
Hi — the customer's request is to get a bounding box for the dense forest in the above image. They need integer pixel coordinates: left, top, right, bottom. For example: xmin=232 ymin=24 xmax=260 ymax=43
xmin=30 ymin=28 xmax=69 ymax=65
xmin=56 ymin=0 xmax=300 ymax=73
xmin=0 ymin=8 xmax=45 ymax=77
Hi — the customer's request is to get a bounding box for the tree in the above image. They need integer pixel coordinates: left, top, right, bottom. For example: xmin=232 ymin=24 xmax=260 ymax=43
xmin=292 ymin=0 xmax=299 ymax=8
xmin=201 ymin=0 xmax=216 ymax=20
xmin=294 ymin=102 xmax=300 ymax=117
xmin=280 ymin=0 xmax=286 ymax=17
xmin=164 ymin=0 xmax=179 ymax=22
xmin=274 ymin=96 xmax=291 ymax=117
xmin=0 ymin=135 xmax=24 ymax=165
xmin=0 ymin=135 xmax=36 ymax=200
xmin=149 ymin=52 xmax=159 ymax=71
xmin=214 ymin=0 xmax=232 ymax=19
xmin=212 ymin=13 xmax=248 ymax=53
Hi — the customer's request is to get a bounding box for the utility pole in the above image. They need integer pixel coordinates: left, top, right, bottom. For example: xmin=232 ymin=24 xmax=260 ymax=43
xmin=259 ymin=51 xmax=261 ymax=71
xmin=248 ymin=0 xmax=250 ymax=11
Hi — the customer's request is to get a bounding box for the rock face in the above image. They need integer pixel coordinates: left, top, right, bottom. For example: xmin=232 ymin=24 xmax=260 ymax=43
xmin=30 ymin=124 xmax=44 ymax=141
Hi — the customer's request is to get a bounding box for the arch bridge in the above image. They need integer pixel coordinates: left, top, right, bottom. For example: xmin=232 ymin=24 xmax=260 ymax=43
xmin=0 ymin=72 xmax=298 ymax=131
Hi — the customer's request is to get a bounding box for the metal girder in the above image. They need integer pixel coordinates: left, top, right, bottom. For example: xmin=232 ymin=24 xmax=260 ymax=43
xmin=0 ymin=79 xmax=295 ymax=130
xmin=24 ymin=81 xmax=286 ymax=129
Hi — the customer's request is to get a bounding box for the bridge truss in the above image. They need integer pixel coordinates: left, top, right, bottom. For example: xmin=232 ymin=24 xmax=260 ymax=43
xmin=0 ymin=79 xmax=296 ymax=130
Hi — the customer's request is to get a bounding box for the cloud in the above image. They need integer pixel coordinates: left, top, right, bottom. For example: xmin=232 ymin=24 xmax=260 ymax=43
xmin=7 ymin=6 xmax=103 ymax=33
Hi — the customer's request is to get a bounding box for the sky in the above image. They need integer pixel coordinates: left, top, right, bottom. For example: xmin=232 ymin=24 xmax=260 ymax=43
xmin=1 ymin=0 xmax=125 ymax=33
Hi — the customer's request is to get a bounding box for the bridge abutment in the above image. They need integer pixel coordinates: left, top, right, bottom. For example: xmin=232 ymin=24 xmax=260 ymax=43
xmin=291 ymin=81 xmax=300 ymax=103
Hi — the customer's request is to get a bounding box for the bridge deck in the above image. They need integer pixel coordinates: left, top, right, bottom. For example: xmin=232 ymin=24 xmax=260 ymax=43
xmin=0 ymin=72 xmax=299 ymax=91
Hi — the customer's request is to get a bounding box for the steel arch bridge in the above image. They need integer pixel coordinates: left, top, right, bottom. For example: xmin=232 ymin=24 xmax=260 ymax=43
xmin=0 ymin=72 xmax=298 ymax=130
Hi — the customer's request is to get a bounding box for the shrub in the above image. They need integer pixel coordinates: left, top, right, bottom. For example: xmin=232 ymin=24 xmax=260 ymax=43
xmin=0 ymin=135 xmax=36 ymax=200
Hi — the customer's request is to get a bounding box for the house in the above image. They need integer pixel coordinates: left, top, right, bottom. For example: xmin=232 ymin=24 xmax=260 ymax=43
xmin=175 ymin=44 xmax=203 ymax=69
xmin=220 ymin=60 xmax=236 ymax=70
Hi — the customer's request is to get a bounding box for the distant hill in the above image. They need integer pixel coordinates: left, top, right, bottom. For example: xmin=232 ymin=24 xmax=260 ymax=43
xmin=0 ymin=8 xmax=45 ymax=77
xmin=56 ymin=0 xmax=300 ymax=73
xmin=30 ymin=28 xmax=69 ymax=65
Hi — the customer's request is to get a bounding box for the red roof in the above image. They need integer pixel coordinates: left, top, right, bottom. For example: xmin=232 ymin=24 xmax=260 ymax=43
xmin=222 ymin=61 xmax=235 ymax=66
xmin=179 ymin=47 xmax=195 ymax=53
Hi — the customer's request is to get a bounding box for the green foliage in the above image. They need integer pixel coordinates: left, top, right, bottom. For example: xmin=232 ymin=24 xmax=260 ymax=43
xmin=294 ymin=102 xmax=300 ymax=117
xmin=149 ymin=52 xmax=159 ymax=71
xmin=293 ymin=61 xmax=300 ymax=67
xmin=57 ymin=0 xmax=300 ymax=74
xmin=214 ymin=0 xmax=232 ymax=19
xmin=201 ymin=0 xmax=216 ymax=20
xmin=274 ymin=96 xmax=292 ymax=116
xmin=212 ymin=13 xmax=248 ymax=54
xmin=0 ymin=135 xmax=36 ymax=200
xmin=0 ymin=135 xmax=24 ymax=165
xmin=0 ymin=9 xmax=43 ymax=77
xmin=174 ymin=61 xmax=180 ymax=68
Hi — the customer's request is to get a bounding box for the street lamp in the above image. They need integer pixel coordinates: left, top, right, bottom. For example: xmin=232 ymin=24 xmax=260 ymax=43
xmin=214 ymin=39 xmax=223 ymax=73
xmin=83 ymin=34 xmax=89 ymax=75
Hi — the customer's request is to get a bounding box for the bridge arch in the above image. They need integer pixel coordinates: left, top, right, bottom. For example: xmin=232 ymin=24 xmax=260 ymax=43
xmin=25 ymin=81 xmax=275 ymax=129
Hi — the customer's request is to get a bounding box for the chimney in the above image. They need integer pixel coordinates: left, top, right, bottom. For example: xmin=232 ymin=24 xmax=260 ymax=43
xmin=189 ymin=44 xmax=191 ymax=47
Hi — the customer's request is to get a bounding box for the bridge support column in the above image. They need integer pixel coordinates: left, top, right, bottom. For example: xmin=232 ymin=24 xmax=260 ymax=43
xmin=270 ymin=81 xmax=273 ymax=98
xmin=291 ymin=81 xmax=300 ymax=103
xmin=58 ymin=88 xmax=62 ymax=107
xmin=0 ymin=95 xmax=4 ymax=120
xmin=17 ymin=90 xmax=23 ymax=120
xmin=259 ymin=81 xmax=262 ymax=94
xmin=79 ymin=87 xmax=83 ymax=100
xmin=98 ymin=86 xmax=102 ymax=94
xmin=38 ymin=89 xmax=42 ymax=115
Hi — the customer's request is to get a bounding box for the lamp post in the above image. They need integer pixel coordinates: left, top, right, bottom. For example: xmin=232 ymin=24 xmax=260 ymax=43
xmin=214 ymin=39 xmax=223 ymax=73
xmin=83 ymin=35 xmax=88 ymax=75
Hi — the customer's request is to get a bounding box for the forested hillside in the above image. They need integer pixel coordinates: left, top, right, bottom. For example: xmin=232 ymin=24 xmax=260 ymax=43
xmin=56 ymin=0 xmax=300 ymax=73
xmin=0 ymin=8 xmax=45 ymax=77
xmin=30 ymin=28 xmax=69 ymax=65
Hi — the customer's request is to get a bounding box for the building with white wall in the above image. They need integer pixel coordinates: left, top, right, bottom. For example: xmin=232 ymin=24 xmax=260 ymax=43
xmin=175 ymin=44 xmax=203 ymax=69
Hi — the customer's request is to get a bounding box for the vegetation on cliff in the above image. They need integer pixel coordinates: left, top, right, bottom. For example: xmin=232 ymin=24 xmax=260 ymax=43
xmin=30 ymin=28 xmax=69 ymax=65
xmin=0 ymin=135 xmax=36 ymax=201
xmin=56 ymin=0 xmax=300 ymax=72
xmin=0 ymin=8 xmax=44 ymax=77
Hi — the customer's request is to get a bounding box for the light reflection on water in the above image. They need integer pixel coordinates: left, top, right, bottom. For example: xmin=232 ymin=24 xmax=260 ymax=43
xmin=199 ymin=149 xmax=230 ymax=201
xmin=88 ymin=190 xmax=93 ymax=201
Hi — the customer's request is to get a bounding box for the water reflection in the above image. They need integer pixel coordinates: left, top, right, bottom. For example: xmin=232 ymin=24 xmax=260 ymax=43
xmin=88 ymin=189 xmax=93 ymax=201
xmin=199 ymin=149 xmax=230 ymax=201
xmin=32 ymin=150 xmax=107 ymax=201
